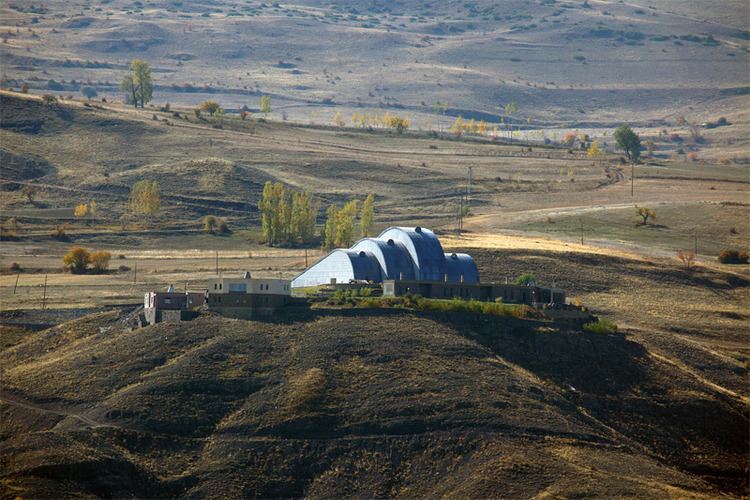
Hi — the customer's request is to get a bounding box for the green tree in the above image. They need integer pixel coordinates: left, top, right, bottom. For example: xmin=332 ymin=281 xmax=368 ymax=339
xmin=291 ymin=191 xmax=318 ymax=245
xmin=323 ymin=204 xmax=338 ymax=249
xmin=260 ymin=95 xmax=271 ymax=117
xmin=360 ymin=194 xmax=374 ymax=237
xmin=503 ymin=101 xmax=518 ymax=143
xmin=516 ymin=272 xmax=536 ymax=286
xmin=121 ymin=59 xmax=153 ymax=108
xmin=614 ymin=124 xmax=641 ymax=162
xmin=335 ymin=200 xmax=359 ymax=247
xmin=129 ymin=180 xmax=160 ymax=223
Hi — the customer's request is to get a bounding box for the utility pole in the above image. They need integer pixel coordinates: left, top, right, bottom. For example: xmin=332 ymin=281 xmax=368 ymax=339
xmin=42 ymin=274 xmax=47 ymax=310
xmin=631 ymin=162 xmax=634 ymax=197
xmin=13 ymin=273 xmax=19 ymax=294
xmin=693 ymin=230 xmax=698 ymax=255
xmin=579 ymin=219 xmax=584 ymax=245
xmin=304 ymin=248 xmax=308 ymax=268
xmin=458 ymin=195 xmax=464 ymax=236
xmin=215 ymin=250 xmax=219 ymax=275
xmin=467 ymin=166 xmax=473 ymax=200
xmin=133 ymin=263 xmax=137 ymax=284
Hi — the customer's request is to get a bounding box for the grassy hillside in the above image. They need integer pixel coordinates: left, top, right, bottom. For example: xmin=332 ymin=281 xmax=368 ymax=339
xmin=0 ymin=0 xmax=748 ymax=127
xmin=1 ymin=310 xmax=747 ymax=497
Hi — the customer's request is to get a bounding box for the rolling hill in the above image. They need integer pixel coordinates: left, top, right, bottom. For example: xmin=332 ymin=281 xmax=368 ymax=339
xmin=1 ymin=309 xmax=747 ymax=497
xmin=1 ymin=0 xmax=748 ymax=127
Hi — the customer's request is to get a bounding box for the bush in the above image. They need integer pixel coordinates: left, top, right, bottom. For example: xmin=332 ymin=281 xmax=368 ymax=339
xmin=63 ymin=246 xmax=91 ymax=273
xmin=52 ymin=223 xmax=70 ymax=241
xmin=718 ymin=249 xmax=749 ymax=264
xmin=90 ymin=250 xmax=112 ymax=272
xmin=516 ymin=273 xmax=536 ymax=286
xmin=203 ymin=215 xmax=218 ymax=233
xmin=583 ymin=318 xmax=618 ymax=334
xmin=41 ymin=94 xmax=57 ymax=105
xmin=118 ymin=265 xmax=131 ymax=272
xmin=10 ymin=262 xmax=21 ymax=271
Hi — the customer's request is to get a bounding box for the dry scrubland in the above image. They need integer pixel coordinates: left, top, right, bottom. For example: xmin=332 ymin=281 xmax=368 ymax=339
xmin=1 ymin=310 xmax=748 ymax=497
xmin=0 ymin=0 xmax=748 ymax=128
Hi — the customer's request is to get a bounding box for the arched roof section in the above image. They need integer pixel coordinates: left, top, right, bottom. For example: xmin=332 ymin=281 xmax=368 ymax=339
xmin=444 ymin=252 xmax=480 ymax=284
xmin=351 ymin=237 xmax=416 ymax=280
xmin=377 ymin=226 xmax=446 ymax=281
xmin=291 ymin=249 xmax=382 ymax=288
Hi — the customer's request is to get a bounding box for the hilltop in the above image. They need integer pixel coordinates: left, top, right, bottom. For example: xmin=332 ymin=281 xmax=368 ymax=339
xmin=1 ymin=309 xmax=747 ymax=497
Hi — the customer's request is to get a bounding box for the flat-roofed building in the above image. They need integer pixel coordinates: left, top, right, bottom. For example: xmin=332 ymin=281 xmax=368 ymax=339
xmin=207 ymin=272 xmax=291 ymax=319
xmin=143 ymin=285 xmax=205 ymax=325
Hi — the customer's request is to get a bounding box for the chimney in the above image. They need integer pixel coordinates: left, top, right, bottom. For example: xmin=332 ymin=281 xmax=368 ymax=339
xmin=444 ymin=273 xmax=448 ymax=282
xmin=460 ymin=274 xmax=464 ymax=283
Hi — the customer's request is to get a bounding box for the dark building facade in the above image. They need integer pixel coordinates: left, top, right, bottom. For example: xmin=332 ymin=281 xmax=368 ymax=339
xmin=382 ymin=280 xmax=566 ymax=306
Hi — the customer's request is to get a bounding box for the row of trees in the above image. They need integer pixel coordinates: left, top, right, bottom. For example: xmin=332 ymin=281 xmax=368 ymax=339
xmin=348 ymin=112 xmax=409 ymax=133
xmin=259 ymin=182 xmax=319 ymax=246
xmin=63 ymin=247 xmax=111 ymax=274
xmin=323 ymin=194 xmax=374 ymax=249
xmin=128 ymin=180 xmax=161 ymax=223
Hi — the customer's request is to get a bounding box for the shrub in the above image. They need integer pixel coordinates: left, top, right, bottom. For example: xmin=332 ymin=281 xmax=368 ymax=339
xmin=583 ymin=318 xmax=618 ymax=334
xmin=718 ymin=249 xmax=749 ymax=264
xmin=676 ymin=250 xmax=695 ymax=268
xmin=203 ymin=215 xmax=219 ymax=233
xmin=10 ymin=262 xmax=21 ymax=271
xmin=20 ymin=82 xmax=29 ymax=93
xmin=218 ymin=219 xmax=229 ymax=234
xmin=52 ymin=223 xmax=70 ymax=240
xmin=516 ymin=273 xmax=536 ymax=286
xmin=90 ymin=250 xmax=112 ymax=272
xmin=686 ymin=152 xmax=698 ymax=162
xmin=118 ymin=265 xmax=131 ymax=272
xmin=41 ymin=94 xmax=57 ymax=105
xmin=63 ymin=246 xmax=91 ymax=273
xmin=198 ymin=100 xmax=222 ymax=116
xmin=634 ymin=205 xmax=656 ymax=226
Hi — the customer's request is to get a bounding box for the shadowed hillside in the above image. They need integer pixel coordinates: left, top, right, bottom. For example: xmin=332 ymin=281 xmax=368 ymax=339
xmin=1 ymin=310 xmax=746 ymax=497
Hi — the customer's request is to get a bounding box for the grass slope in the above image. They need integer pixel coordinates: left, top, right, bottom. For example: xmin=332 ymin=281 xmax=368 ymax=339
xmin=1 ymin=310 xmax=746 ymax=497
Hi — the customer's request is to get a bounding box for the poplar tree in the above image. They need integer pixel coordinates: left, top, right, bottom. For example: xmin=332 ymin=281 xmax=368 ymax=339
xmin=335 ymin=200 xmax=359 ymax=247
xmin=260 ymin=181 xmax=275 ymax=245
xmin=360 ymin=194 xmax=374 ymax=237
xmin=129 ymin=180 xmax=160 ymax=224
xmin=323 ymin=204 xmax=338 ymax=249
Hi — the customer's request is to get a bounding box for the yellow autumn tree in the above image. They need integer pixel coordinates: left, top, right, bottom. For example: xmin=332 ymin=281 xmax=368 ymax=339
xmin=74 ymin=203 xmax=89 ymax=217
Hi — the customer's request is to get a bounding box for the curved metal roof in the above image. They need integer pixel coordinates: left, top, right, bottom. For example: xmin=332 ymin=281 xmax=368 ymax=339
xmin=377 ymin=226 xmax=447 ymax=281
xmin=351 ymin=237 xmax=416 ymax=280
xmin=444 ymin=252 xmax=480 ymax=283
xmin=291 ymin=227 xmax=480 ymax=287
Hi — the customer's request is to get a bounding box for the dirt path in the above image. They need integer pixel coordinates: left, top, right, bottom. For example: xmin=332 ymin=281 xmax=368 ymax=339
xmin=0 ymin=391 xmax=116 ymax=430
